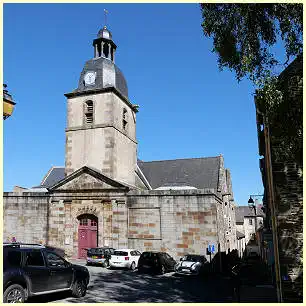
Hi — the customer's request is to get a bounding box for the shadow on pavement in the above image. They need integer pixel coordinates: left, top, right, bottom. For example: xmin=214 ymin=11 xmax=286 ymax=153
xmin=28 ymin=269 xmax=233 ymax=303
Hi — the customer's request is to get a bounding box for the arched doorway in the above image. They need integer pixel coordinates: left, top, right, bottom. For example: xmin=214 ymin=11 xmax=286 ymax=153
xmin=77 ymin=214 xmax=98 ymax=259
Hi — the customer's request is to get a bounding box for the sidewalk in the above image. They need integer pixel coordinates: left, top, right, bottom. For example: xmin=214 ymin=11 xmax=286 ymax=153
xmin=237 ymin=259 xmax=277 ymax=302
xmin=239 ymin=284 xmax=277 ymax=302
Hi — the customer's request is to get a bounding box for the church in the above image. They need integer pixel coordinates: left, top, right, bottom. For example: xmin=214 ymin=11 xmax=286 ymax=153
xmin=4 ymin=25 xmax=237 ymax=260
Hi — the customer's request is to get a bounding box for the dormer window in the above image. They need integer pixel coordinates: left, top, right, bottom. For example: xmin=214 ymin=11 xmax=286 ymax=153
xmin=122 ymin=108 xmax=127 ymax=130
xmin=84 ymin=100 xmax=94 ymax=124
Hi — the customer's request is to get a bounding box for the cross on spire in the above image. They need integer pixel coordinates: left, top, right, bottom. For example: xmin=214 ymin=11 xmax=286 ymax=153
xmin=104 ymin=9 xmax=109 ymax=28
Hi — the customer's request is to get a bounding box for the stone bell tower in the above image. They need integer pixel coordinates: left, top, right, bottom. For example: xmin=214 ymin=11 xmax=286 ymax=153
xmin=64 ymin=25 xmax=138 ymax=186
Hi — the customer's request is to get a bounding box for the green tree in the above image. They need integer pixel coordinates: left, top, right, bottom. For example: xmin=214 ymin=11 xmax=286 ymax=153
xmin=200 ymin=3 xmax=303 ymax=162
xmin=200 ymin=3 xmax=302 ymax=82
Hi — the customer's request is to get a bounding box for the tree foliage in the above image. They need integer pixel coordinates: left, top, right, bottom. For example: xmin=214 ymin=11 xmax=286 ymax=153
xmin=200 ymin=3 xmax=303 ymax=82
xmin=200 ymin=4 xmax=303 ymax=163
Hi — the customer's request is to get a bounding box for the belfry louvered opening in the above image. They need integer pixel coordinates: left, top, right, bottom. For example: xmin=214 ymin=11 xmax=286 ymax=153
xmin=122 ymin=108 xmax=127 ymax=130
xmin=85 ymin=100 xmax=94 ymax=124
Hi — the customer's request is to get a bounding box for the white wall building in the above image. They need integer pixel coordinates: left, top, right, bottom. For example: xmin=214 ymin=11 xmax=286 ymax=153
xmin=235 ymin=205 xmax=264 ymax=257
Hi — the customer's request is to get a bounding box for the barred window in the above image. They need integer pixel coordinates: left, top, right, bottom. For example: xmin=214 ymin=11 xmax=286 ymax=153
xmin=80 ymin=218 xmax=88 ymax=226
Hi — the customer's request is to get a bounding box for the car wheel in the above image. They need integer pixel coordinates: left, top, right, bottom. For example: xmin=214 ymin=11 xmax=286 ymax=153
xmin=4 ymin=284 xmax=26 ymax=303
xmin=130 ymin=261 xmax=136 ymax=271
xmin=160 ymin=265 xmax=165 ymax=274
xmin=86 ymin=262 xmax=91 ymax=266
xmin=71 ymin=279 xmax=87 ymax=298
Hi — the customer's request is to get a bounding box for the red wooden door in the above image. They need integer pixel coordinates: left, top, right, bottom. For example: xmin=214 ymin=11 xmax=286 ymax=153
xmin=78 ymin=216 xmax=98 ymax=259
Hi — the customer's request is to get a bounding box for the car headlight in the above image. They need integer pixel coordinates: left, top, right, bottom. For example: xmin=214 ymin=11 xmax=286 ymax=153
xmin=191 ymin=263 xmax=201 ymax=270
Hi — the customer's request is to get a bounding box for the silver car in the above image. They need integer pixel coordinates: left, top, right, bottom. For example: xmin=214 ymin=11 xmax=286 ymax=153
xmin=86 ymin=247 xmax=115 ymax=267
xmin=175 ymin=254 xmax=209 ymax=276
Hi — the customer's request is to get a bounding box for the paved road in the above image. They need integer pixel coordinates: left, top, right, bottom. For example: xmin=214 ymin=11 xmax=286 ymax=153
xmin=28 ymin=260 xmax=234 ymax=303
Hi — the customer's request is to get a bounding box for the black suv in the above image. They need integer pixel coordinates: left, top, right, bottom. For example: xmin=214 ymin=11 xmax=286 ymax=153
xmin=3 ymin=243 xmax=90 ymax=303
xmin=138 ymin=251 xmax=177 ymax=274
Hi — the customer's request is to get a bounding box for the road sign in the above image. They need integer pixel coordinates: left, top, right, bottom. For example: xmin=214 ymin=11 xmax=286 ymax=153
xmin=208 ymin=244 xmax=215 ymax=254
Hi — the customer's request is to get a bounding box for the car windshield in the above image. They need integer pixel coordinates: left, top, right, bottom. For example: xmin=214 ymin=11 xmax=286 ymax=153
xmin=114 ymin=251 xmax=128 ymax=256
xmin=142 ymin=252 xmax=158 ymax=258
xmin=87 ymin=248 xmax=105 ymax=255
xmin=182 ymin=255 xmax=204 ymax=262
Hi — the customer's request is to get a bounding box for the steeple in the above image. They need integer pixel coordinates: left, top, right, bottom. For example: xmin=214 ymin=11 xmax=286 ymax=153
xmin=93 ymin=25 xmax=117 ymax=62
xmin=64 ymin=17 xmax=137 ymax=185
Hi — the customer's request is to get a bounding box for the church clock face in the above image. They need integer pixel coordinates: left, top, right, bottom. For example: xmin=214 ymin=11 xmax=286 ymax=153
xmin=84 ymin=71 xmax=96 ymax=85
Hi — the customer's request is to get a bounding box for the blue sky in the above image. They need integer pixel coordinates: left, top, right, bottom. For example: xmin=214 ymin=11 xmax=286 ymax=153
xmin=3 ymin=3 xmax=280 ymax=205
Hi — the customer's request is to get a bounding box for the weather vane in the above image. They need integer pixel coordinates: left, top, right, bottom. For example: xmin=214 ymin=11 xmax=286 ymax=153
xmin=104 ymin=9 xmax=109 ymax=28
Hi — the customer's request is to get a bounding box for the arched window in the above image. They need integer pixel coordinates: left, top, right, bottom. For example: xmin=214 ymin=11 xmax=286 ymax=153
xmin=84 ymin=100 xmax=94 ymax=124
xmin=103 ymin=44 xmax=109 ymax=58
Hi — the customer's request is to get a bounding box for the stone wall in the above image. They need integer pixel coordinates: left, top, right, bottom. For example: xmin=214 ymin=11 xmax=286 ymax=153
xmin=65 ymin=91 xmax=137 ymax=186
xmin=47 ymin=191 xmax=128 ymax=258
xmin=255 ymin=55 xmax=303 ymax=302
xmin=3 ymin=188 xmax=234 ymax=261
xmin=127 ymin=189 xmax=224 ymax=260
xmin=3 ymin=192 xmax=49 ymax=244
xmin=272 ymin=161 xmax=303 ymax=302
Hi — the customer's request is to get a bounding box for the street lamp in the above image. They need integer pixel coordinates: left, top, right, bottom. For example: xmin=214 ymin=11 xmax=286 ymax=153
xmin=3 ymin=84 xmax=16 ymax=120
xmin=248 ymin=194 xmax=263 ymax=248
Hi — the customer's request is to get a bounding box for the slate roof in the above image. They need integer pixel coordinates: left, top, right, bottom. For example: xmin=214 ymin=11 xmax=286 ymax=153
xmin=235 ymin=205 xmax=265 ymax=223
xmin=137 ymin=156 xmax=220 ymax=190
xmin=48 ymin=166 xmax=132 ymax=191
xmin=40 ymin=167 xmax=65 ymax=188
xmin=74 ymin=57 xmax=128 ymax=99
xmin=37 ymin=156 xmax=221 ymax=190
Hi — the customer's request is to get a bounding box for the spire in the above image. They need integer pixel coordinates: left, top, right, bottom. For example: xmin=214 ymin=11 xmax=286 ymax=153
xmin=104 ymin=9 xmax=108 ymax=28
xmin=93 ymin=9 xmax=116 ymax=62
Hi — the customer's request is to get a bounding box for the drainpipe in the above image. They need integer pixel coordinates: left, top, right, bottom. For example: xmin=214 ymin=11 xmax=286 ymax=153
xmin=264 ymin=119 xmax=282 ymax=302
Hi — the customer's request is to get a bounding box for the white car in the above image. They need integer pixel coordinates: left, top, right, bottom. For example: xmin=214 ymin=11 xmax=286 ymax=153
xmin=109 ymin=249 xmax=141 ymax=270
xmin=175 ymin=254 xmax=209 ymax=276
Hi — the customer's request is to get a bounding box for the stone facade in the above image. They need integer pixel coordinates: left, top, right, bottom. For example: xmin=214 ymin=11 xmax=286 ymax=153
xmin=4 ymin=168 xmax=236 ymax=261
xmin=3 ymin=193 xmax=49 ymax=244
xmin=235 ymin=209 xmax=264 ymax=257
xmin=127 ymin=189 xmax=228 ymax=258
xmin=255 ymin=56 xmax=303 ymax=302
xmin=3 ymin=24 xmax=237 ymax=263
xmin=65 ymin=90 xmax=137 ymax=187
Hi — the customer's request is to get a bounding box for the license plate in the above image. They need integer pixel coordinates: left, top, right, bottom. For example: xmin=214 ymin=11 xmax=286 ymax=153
xmin=92 ymin=256 xmax=98 ymax=259
xmin=143 ymin=265 xmax=150 ymax=268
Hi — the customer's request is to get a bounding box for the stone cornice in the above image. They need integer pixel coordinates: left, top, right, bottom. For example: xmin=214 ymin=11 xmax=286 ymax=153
xmin=65 ymin=123 xmax=138 ymax=144
xmin=64 ymin=86 xmax=139 ymax=113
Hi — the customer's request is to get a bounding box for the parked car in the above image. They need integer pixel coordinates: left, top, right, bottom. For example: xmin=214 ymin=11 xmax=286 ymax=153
xmin=3 ymin=243 xmax=90 ymax=303
xmin=109 ymin=249 xmax=141 ymax=270
xmin=3 ymin=243 xmax=67 ymax=259
xmin=86 ymin=247 xmax=115 ymax=267
xmin=175 ymin=254 xmax=209 ymax=276
xmin=138 ymin=251 xmax=177 ymax=274
xmin=246 ymin=252 xmax=261 ymax=262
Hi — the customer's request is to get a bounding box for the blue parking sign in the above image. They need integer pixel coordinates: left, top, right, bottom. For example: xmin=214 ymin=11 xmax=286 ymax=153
xmin=208 ymin=244 xmax=215 ymax=253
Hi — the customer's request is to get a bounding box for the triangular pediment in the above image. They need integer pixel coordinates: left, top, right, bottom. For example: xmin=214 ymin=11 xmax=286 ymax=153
xmin=48 ymin=166 xmax=130 ymax=191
